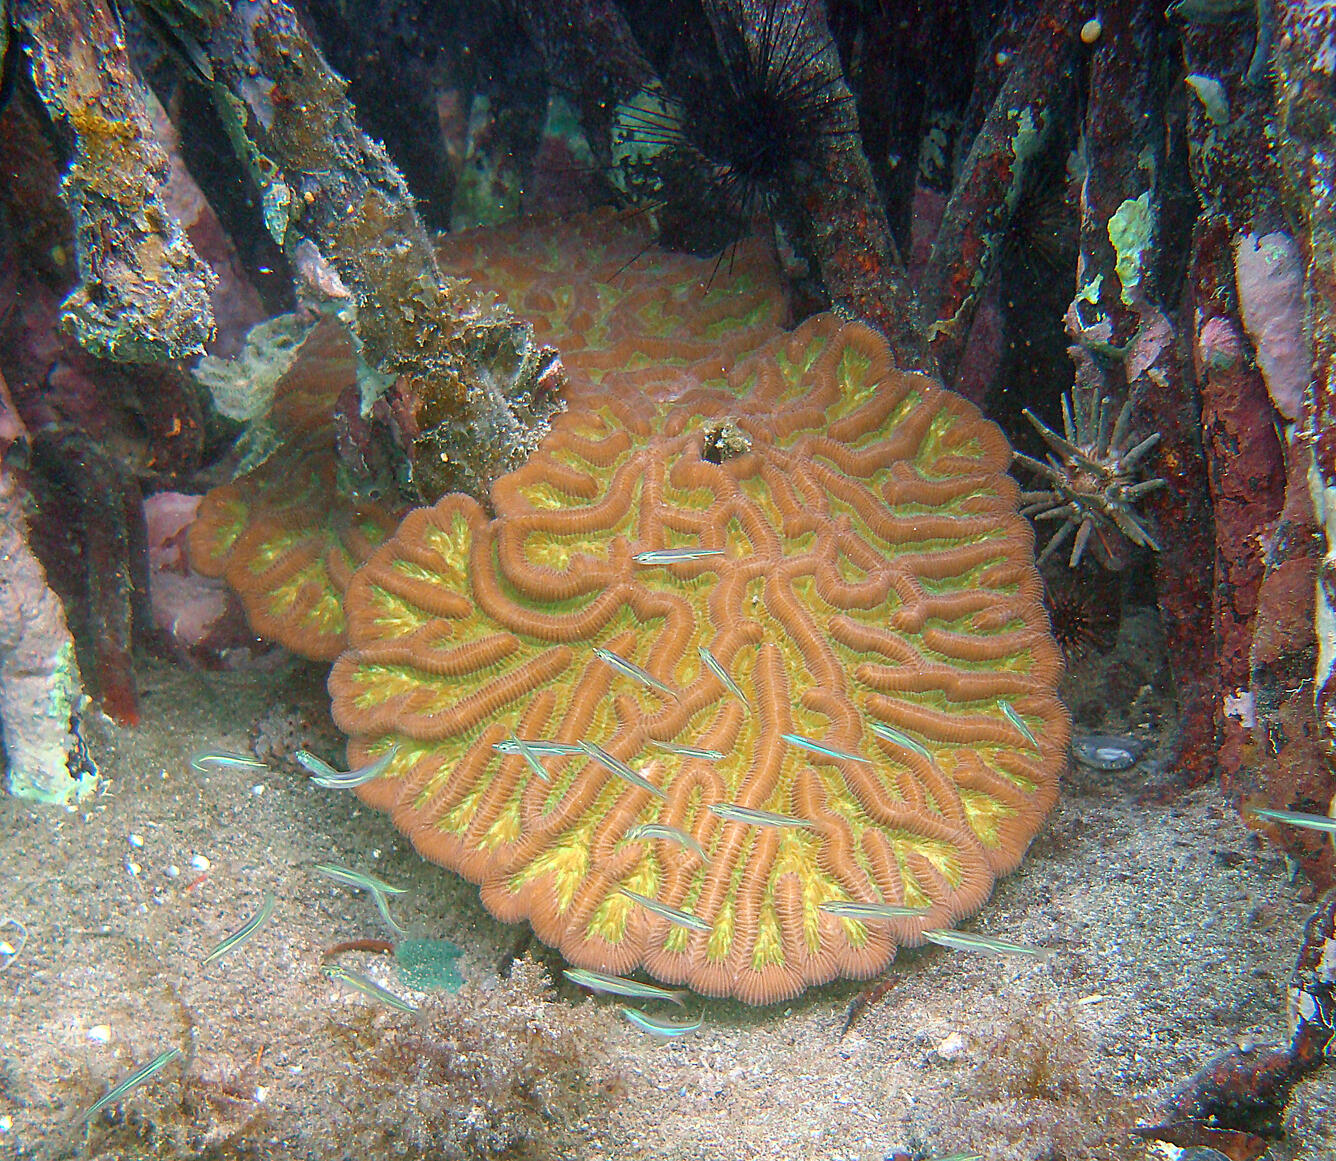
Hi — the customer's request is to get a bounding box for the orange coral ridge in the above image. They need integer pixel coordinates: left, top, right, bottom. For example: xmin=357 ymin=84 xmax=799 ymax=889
xmin=186 ymin=213 xmax=782 ymax=661
xmin=329 ymin=310 xmax=1068 ymax=1005
xmin=436 ymin=208 xmax=787 ymax=394
xmin=187 ymin=448 xmax=398 ymax=660
xmin=186 ymin=317 xmax=402 ymax=660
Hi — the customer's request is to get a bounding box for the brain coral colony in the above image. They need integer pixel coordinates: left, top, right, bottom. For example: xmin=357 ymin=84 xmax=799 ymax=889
xmin=329 ymin=307 xmax=1066 ymax=1004
xmin=191 ymin=208 xmax=1068 ymax=1004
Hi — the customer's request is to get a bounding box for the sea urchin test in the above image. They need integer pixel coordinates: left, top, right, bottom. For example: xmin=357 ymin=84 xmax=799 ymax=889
xmin=328 ymin=306 xmax=1067 ymax=1005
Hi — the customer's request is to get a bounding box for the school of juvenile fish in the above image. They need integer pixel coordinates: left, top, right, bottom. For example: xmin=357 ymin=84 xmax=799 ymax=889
xmin=171 ymin=534 xmax=1043 ymax=1078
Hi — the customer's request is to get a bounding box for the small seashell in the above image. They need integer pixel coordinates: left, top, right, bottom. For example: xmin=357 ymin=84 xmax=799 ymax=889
xmin=1071 ymin=734 xmax=1151 ymax=771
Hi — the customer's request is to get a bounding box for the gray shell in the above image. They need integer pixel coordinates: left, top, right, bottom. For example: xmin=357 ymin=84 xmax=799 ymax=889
xmin=1070 ymin=734 xmax=1152 ymax=771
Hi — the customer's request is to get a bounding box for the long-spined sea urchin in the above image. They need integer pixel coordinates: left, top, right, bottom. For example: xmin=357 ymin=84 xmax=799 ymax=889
xmin=611 ymin=0 xmax=859 ymax=250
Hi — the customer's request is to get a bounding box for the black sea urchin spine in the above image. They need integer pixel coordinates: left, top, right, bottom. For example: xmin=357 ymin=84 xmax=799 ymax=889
xmin=612 ymin=0 xmax=858 ymax=250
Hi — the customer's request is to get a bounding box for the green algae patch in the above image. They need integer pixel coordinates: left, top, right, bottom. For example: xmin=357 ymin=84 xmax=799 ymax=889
xmin=395 ymin=938 xmax=465 ymax=992
xmin=1108 ymin=192 xmax=1155 ymax=306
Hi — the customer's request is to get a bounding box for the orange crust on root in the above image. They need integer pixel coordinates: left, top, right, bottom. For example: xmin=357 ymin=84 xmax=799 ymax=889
xmin=329 ymin=311 xmax=1067 ymax=1004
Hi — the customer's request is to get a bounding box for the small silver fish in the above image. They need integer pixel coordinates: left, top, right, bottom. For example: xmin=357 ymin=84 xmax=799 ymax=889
xmin=781 ymin=732 xmax=871 ymax=764
xmin=563 ymin=967 xmax=687 ymax=1006
xmin=311 ymin=863 xmax=408 ymax=936
xmin=593 ymin=646 xmax=678 ymax=699
xmin=698 ymin=645 xmax=749 ymax=711
xmin=633 ymin=547 xmax=724 ymax=565
xmin=311 ymin=863 xmax=408 ymax=896
xmin=578 ymin=741 xmax=667 ymax=799
xmin=322 ymin=963 xmax=418 ymax=1013
xmin=502 ymin=734 xmax=552 ymax=783
xmin=202 ymin=890 xmax=277 ymax=965
xmin=868 ymin=720 xmax=933 ymax=761
xmin=1248 ymin=807 xmax=1336 ymax=835
xmin=998 ymin=701 xmax=1039 ymax=749
xmin=189 ymin=750 xmax=269 ymax=774
xmin=627 ymin=823 xmax=709 ymax=862
xmin=620 ymin=887 xmax=712 ymax=933
xmin=81 ymin=1046 xmax=182 ymax=1125
xmin=650 ymin=740 xmax=724 ymax=761
xmin=1070 ymin=734 xmax=1151 ymax=772
xmin=921 ymin=929 xmax=1047 ymax=957
xmin=621 ymin=1006 xmax=703 ymax=1038
xmin=819 ymin=900 xmax=932 ymax=921
xmin=293 ymin=751 xmax=342 ymax=784
xmin=296 ymin=744 xmax=399 ymax=789
xmin=708 ymin=802 xmax=813 ymax=829
xmin=493 ymin=738 xmax=583 ymax=757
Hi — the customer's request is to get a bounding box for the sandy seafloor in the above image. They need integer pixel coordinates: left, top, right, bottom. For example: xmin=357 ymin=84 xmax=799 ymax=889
xmin=3 ymin=620 xmax=1335 ymax=1161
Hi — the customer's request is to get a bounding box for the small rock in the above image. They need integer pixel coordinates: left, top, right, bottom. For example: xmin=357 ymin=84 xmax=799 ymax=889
xmin=935 ymin=1031 xmax=967 ymax=1060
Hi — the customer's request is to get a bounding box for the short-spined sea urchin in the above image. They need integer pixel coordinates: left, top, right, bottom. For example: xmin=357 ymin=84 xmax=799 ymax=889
xmin=1015 ymin=390 xmax=1166 ymax=568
